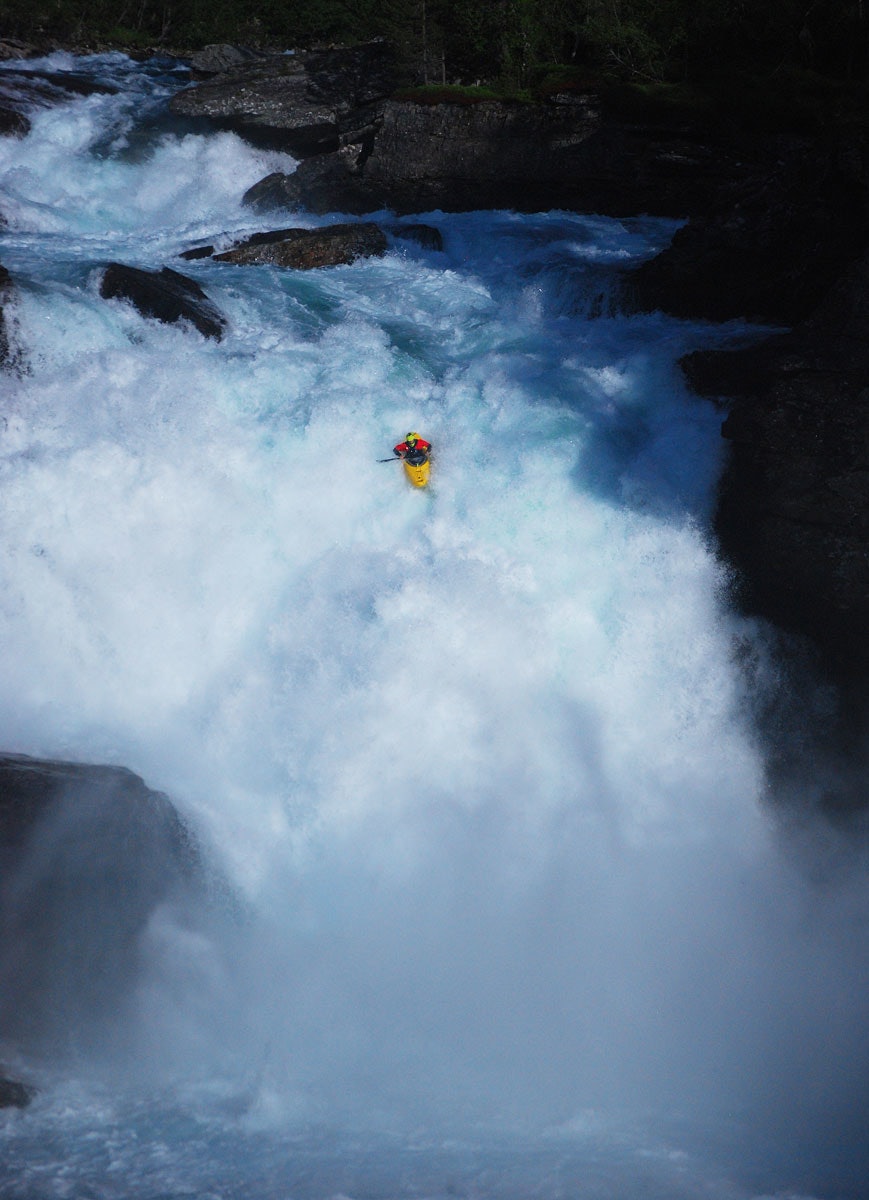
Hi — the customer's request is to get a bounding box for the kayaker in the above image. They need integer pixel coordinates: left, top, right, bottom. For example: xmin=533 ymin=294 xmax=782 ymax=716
xmin=393 ymin=432 xmax=432 ymax=464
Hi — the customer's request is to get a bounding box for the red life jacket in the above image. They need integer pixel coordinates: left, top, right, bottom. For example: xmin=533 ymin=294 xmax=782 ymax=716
xmin=394 ymin=438 xmax=431 ymax=456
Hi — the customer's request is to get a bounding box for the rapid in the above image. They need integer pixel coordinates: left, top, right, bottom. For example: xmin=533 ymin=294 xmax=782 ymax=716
xmin=0 ymin=52 xmax=868 ymax=1200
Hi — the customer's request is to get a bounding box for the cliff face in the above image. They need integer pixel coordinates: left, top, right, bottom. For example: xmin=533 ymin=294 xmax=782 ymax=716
xmin=358 ymin=97 xmax=726 ymax=216
xmin=240 ymin=92 xmax=757 ymax=219
xmin=683 ymin=255 xmax=869 ymax=683
xmin=631 ymin=143 xmax=869 ymax=325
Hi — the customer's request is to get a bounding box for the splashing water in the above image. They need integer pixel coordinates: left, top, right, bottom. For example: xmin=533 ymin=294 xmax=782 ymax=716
xmin=0 ymin=53 xmax=867 ymax=1200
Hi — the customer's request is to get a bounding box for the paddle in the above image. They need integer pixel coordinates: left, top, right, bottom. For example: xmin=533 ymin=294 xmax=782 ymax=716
xmin=377 ymin=456 xmax=401 ymax=462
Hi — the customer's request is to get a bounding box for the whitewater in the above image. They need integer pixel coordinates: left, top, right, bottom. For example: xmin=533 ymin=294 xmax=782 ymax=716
xmin=0 ymin=52 xmax=867 ymax=1200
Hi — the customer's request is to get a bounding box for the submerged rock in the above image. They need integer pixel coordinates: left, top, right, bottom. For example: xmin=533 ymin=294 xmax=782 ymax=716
xmin=213 ymin=222 xmax=387 ymax=269
xmin=0 ymin=264 xmax=12 ymax=363
xmin=100 ymin=263 xmax=227 ymax=340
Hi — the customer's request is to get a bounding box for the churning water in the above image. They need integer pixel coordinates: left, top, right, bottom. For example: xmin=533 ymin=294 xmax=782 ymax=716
xmin=0 ymin=52 xmax=867 ymax=1200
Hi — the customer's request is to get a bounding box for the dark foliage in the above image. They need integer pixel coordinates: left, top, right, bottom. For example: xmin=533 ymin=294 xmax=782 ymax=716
xmin=2 ymin=0 xmax=868 ymax=98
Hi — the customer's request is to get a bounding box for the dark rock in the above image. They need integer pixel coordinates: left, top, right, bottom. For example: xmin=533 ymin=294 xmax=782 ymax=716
xmin=0 ymin=753 xmax=200 ymax=1053
xmin=242 ymin=146 xmax=374 ymax=215
xmin=0 ymin=66 xmax=117 ymax=102
xmin=0 ymin=264 xmax=12 ymax=364
xmin=214 ymin=222 xmax=387 ymax=269
xmin=100 ymin=263 xmax=227 ymax=340
xmin=630 ymin=148 xmax=868 ymax=325
xmin=0 ymin=39 xmax=35 ymax=61
xmin=240 ymin=95 xmax=760 ymax=218
xmin=692 ymin=255 xmax=869 ymax=680
xmin=178 ymin=243 xmax=217 ymax=260
xmin=0 ymin=1076 xmax=34 ymax=1108
xmin=681 ymin=335 xmax=796 ymax=400
xmin=169 ymin=42 xmax=398 ymax=157
xmin=242 ymin=170 xmax=302 ymax=212
xmin=25 ymin=69 xmax=118 ymax=98
xmin=0 ymin=263 xmax=21 ymax=371
xmin=0 ymin=105 xmax=29 ymax=137
xmin=242 ymin=170 xmax=297 ymax=211
xmin=189 ymin=44 xmax=265 ymax=76
xmin=360 ymin=98 xmax=601 ymax=213
xmin=388 ymin=223 xmax=444 ymax=251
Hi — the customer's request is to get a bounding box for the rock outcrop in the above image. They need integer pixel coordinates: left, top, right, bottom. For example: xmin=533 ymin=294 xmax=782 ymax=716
xmin=188 ymin=43 xmax=265 ymax=77
xmin=100 ymin=263 xmax=227 ymax=340
xmin=169 ymin=41 xmax=398 ymax=156
xmin=172 ymin=49 xmax=768 ymax=220
xmin=241 ymin=95 xmax=755 ymax=218
xmin=683 ymin=255 xmax=869 ymax=681
xmin=0 ymin=753 xmax=199 ymax=1053
xmin=631 ymin=144 xmax=868 ymax=326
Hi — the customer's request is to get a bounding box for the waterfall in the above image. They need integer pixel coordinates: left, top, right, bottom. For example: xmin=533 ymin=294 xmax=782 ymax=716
xmin=0 ymin=51 xmax=867 ymax=1200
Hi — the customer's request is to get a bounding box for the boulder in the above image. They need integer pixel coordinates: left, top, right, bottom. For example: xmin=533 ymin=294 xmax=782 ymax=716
xmin=100 ymin=263 xmax=226 ymax=340
xmin=0 ymin=753 xmax=200 ymax=1053
xmin=213 ymin=222 xmax=387 ymax=269
xmin=0 ymin=66 xmax=116 ymax=107
xmin=242 ymin=145 xmax=374 ymax=215
xmin=169 ymin=41 xmax=398 ymax=156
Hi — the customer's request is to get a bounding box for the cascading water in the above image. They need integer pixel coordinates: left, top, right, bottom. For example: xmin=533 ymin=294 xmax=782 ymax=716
xmin=0 ymin=51 xmax=868 ymax=1200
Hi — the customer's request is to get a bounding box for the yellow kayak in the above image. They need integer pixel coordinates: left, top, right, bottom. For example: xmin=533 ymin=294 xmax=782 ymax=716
xmin=403 ymin=456 xmax=431 ymax=488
